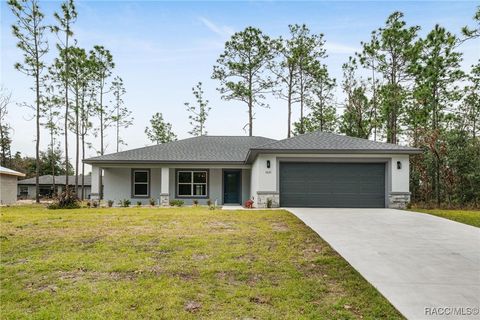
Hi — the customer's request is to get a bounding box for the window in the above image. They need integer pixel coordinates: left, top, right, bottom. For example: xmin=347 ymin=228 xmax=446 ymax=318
xmin=19 ymin=186 xmax=28 ymax=196
xmin=39 ymin=186 xmax=53 ymax=197
xmin=132 ymin=169 xmax=150 ymax=197
xmin=177 ymin=170 xmax=208 ymax=197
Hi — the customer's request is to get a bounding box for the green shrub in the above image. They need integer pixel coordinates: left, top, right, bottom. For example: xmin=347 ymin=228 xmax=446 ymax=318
xmin=92 ymin=201 xmax=99 ymax=208
xmin=47 ymin=189 xmax=80 ymax=210
xmin=266 ymin=198 xmax=273 ymax=208
xmin=206 ymin=199 xmax=212 ymax=206
xmin=193 ymin=199 xmax=199 ymax=206
xmin=119 ymin=199 xmax=131 ymax=207
xmin=136 ymin=201 xmax=142 ymax=207
xmin=149 ymin=198 xmax=156 ymax=206
xmin=107 ymin=200 xmax=114 ymax=207
xmin=169 ymin=199 xmax=184 ymax=207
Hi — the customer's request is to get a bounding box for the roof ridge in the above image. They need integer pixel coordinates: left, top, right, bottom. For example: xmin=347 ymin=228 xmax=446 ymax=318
xmin=251 ymin=130 xmax=319 ymax=149
xmin=86 ymin=136 xmax=276 ymax=161
xmin=86 ymin=137 xmax=199 ymax=160
xmin=253 ymin=130 xmax=416 ymax=149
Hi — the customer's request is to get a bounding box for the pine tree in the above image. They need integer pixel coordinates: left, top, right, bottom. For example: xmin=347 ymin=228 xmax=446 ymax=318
xmin=212 ymin=27 xmax=275 ymax=136
xmin=185 ymin=82 xmax=210 ymax=136
xmin=145 ymin=113 xmax=177 ymax=144
xmin=9 ymin=0 xmax=49 ymax=202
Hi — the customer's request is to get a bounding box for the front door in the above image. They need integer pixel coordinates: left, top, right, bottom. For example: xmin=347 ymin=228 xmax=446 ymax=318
xmin=223 ymin=170 xmax=241 ymax=204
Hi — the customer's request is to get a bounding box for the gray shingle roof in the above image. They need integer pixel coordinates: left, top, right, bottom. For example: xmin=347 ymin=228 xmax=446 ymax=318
xmin=84 ymin=136 xmax=277 ymax=164
xmin=84 ymin=132 xmax=420 ymax=165
xmin=250 ymin=131 xmax=421 ymax=154
xmin=18 ymin=175 xmax=92 ymax=186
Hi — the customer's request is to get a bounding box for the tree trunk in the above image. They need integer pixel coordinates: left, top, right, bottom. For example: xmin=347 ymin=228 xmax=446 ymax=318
xmin=371 ymin=63 xmax=377 ymax=141
xmin=64 ymin=35 xmax=70 ymax=192
xmin=0 ymin=125 xmax=5 ymax=167
xmin=50 ymin=125 xmax=56 ymax=196
xmin=81 ymin=132 xmax=85 ymax=201
xmin=116 ymin=104 xmax=119 ymax=152
xmin=287 ymin=92 xmax=292 ymax=138
xmin=75 ymin=91 xmax=79 ymax=197
xmin=34 ymin=44 xmax=40 ymax=203
xmin=248 ymin=76 xmax=253 ymax=137
xmin=99 ymin=82 xmax=104 ymax=199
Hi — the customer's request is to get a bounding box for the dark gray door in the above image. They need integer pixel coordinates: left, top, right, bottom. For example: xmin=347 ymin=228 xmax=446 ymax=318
xmin=223 ymin=170 xmax=241 ymax=204
xmin=280 ymin=162 xmax=386 ymax=208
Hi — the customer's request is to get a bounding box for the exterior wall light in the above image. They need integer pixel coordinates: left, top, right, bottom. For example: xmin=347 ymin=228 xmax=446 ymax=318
xmin=397 ymin=161 xmax=402 ymax=170
xmin=267 ymin=160 xmax=271 ymax=168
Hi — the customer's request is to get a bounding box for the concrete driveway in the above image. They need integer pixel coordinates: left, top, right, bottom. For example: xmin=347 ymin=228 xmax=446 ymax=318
xmin=287 ymin=208 xmax=480 ymax=320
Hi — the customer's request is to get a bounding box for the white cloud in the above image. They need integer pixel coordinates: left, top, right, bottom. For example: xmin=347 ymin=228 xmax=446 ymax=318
xmin=198 ymin=17 xmax=234 ymax=38
xmin=325 ymin=42 xmax=359 ymax=54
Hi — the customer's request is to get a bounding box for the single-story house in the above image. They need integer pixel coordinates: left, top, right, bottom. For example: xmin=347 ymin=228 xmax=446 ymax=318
xmin=0 ymin=166 xmax=26 ymax=205
xmin=84 ymin=131 xmax=421 ymax=208
xmin=17 ymin=175 xmax=94 ymax=199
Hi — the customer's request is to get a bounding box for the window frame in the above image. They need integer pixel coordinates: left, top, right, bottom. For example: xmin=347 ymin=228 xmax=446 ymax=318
xmin=19 ymin=186 xmax=28 ymax=195
xmin=131 ymin=169 xmax=151 ymax=198
xmin=175 ymin=169 xmax=209 ymax=198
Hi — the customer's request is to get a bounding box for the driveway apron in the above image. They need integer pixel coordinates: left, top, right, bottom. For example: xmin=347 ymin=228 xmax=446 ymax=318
xmin=287 ymin=208 xmax=480 ymax=320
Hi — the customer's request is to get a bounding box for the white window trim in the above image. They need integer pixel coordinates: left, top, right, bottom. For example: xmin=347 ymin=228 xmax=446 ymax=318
xmin=133 ymin=169 xmax=150 ymax=197
xmin=176 ymin=170 xmax=208 ymax=197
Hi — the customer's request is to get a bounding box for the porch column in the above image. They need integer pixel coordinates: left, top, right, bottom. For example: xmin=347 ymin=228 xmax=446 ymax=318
xmin=160 ymin=167 xmax=170 ymax=206
xmin=90 ymin=165 xmax=101 ymax=201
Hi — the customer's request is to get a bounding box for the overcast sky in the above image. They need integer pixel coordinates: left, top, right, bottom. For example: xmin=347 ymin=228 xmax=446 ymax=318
xmin=1 ymin=0 xmax=479 ymax=173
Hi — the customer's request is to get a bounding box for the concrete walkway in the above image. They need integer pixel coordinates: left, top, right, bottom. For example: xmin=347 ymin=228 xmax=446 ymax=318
xmin=287 ymin=208 xmax=480 ymax=320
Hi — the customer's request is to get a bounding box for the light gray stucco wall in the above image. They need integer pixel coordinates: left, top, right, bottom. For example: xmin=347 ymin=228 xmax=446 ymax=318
xmin=103 ymin=168 xmax=130 ymax=203
xmin=101 ymin=166 xmax=251 ymax=206
xmin=241 ymin=169 xmax=251 ymax=204
xmin=1 ymin=174 xmax=18 ymax=204
xmin=103 ymin=167 xmax=161 ymax=205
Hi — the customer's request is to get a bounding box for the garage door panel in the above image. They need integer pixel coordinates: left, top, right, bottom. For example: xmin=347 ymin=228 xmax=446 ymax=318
xmin=280 ymin=162 xmax=386 ymax=208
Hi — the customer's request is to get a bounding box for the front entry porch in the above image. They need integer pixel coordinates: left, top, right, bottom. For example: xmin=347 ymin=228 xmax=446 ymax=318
xmin=90 ymin=165 xmax=251 ymax=206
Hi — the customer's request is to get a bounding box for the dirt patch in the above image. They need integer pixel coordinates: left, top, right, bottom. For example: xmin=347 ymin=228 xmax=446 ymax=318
xmin=170 ymin=270 xmax=199 ymax=281
xmin=216 ymin=271 xmax=238 ymax=285
xmin=147 ymin=265 xmax=163 ymax=276
xmin=302 ymin=245 xmax=324 ymax=260
xmin=271 ymin=222 xmax=289 ymax=232
xmin=184 ymin=300 xmax=202 ymax=313
xmin=79 ymin=236 xmax=104 ymax=245
xmin=207 ymin=221 xmax=236 ymax=231
xmin=4 ymin=258 xmax=29 ymax=266
xmin=236 ymin=253 xmax=257 ymax=263
xmin=57 ymin=269 xmax=138 ymax=283
xmin=191 ymin=253 xmax=209 ymax=261
xmin=249 ymin=296 xmax=271 ymax=305
xmin=247 ymin=273 xmax=262 ymax=286
xmin=37 ymin=284 xmax=58 ymax=293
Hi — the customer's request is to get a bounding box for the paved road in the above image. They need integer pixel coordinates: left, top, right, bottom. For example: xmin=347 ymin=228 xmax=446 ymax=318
xmin=287 ymin=208 xmax=480 ymax=320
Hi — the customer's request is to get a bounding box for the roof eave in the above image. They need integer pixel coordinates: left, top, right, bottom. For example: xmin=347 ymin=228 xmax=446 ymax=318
xmin=83 ymin=159 xmax=247 ymax=165
xmin=246 ymin=148 xmax=423 ymax=163
xmin=0 ymin=172 xmax=26 ymax=177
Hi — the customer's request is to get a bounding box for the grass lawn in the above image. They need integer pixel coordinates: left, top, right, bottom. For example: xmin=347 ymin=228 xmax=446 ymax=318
xmin=410 ymin=208 xmax=480 ymax=228
xmin=0 ymin=206 xmax=402 ymax=319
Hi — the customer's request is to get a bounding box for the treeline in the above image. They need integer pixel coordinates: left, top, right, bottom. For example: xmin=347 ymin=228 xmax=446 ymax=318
xmin=1 ymin=1 xmax=479 ymax=207
xmin=1 ymin=0 xmax=133 ymax=201
xmin=208 ymin=10 xmax=480 ymax=207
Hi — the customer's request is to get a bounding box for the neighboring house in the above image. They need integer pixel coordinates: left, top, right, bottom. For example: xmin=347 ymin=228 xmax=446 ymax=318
xmin=84 ymin=131 xmax=421 ymax=208
xmin=17 ymin=175 xmax=94 ymax=199
xmin=0 ymin=166 xmax=26 ymax=205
